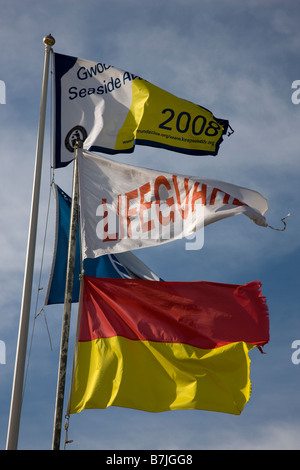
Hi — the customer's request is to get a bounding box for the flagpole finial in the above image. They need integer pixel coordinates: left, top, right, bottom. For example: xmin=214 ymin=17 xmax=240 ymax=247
xmin=43 ymin=34 xmax=55 ymax=46
xmin=75 ymin=139 xmax=83 ymax=149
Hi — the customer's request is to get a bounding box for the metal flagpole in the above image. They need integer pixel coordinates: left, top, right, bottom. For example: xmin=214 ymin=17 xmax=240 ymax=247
xmin=6 ymin=34 xmax=55 ymax=451
xmin=52 ymin=140 xmax=82 ymax=450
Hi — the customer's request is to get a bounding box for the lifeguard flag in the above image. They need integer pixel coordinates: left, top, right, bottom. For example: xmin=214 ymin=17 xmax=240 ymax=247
xmin=54 ymin=52 xmax=230 ymax=168
xmin=77 ymin=149 xmax=269 ymax=259
xmin=45 ymin=185 xmax=161 ymax=305
xmin=69 ymin=277 xmax=269 ymax=415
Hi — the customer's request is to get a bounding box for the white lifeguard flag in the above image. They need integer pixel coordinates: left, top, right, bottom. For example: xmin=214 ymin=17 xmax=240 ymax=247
xmin=54 ymin=53 xmax=230 ymax=168
xmin=77 ymin=149 xmax=268 ymax=259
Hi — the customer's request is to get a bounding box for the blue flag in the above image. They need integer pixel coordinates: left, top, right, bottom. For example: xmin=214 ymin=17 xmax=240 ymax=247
xmin=45 ymin=185 xmax=161 ymax=305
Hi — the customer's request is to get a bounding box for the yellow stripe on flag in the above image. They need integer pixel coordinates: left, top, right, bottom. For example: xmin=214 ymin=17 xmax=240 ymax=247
xmin=115 ymin=79 xmax=227 ymax=154
xmin=69 ymin=337 xmax=254 ymax=415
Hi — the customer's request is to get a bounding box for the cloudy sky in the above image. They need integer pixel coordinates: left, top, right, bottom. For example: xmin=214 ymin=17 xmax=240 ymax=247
xmin=1 ymin=0 xmax=300 ymax=450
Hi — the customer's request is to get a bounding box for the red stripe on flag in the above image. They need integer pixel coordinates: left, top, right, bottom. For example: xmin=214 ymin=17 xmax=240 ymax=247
xmin=79 ymin=277 xmax=269 ymax=349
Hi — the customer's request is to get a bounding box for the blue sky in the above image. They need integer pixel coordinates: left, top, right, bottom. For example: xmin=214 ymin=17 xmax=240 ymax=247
xmin=0 ymin=0 xmax=300 ymax=450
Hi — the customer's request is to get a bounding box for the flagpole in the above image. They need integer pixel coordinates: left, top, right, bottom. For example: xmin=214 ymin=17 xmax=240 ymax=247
xmin=52 ymin=140 xmax=82 ymax=450
xmin=6 ymin=34 xmax=55 ymax=451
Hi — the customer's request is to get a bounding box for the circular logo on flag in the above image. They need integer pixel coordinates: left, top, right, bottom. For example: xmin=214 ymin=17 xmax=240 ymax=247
xmin=65 ymin=126 xmax=88 ymax=152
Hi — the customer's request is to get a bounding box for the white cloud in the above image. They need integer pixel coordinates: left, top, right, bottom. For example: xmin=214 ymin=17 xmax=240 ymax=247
xmin=216 ymin=422 xmax=300 ymax=450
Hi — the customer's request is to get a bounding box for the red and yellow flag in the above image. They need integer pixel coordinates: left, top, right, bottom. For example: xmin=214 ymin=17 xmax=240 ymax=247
xmin=69 ymin=277 xmax=269 ymax=415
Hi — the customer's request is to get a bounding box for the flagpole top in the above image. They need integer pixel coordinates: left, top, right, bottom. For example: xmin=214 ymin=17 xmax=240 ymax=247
xmin=43 ymin=34 xmax=55 ymax=47
xmin=75 ymin=139 xmax=83 ymax=149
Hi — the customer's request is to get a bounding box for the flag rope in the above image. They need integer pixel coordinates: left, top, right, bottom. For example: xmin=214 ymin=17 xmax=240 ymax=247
xmin=227 ymin=124 xmax=234 ymax=136
xmin=267 ymin=213 xmax=290 ymax=232
xmin=63 ymin=414 xmax=73 ymax=449
xmin=22 ymin=166 xmax=55 ymax=404
xmin=22 ymin=51 xmax=57 ymax=400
